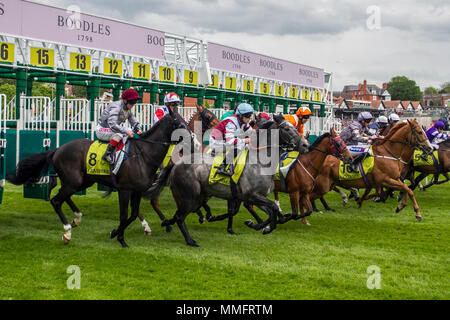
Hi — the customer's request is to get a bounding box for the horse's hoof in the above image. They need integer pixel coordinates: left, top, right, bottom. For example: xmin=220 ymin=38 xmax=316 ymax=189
xmin=302 ymin=220 xmax=311 ymax=226
xmin=262 ymin=226 xmax=272 ymax=235
xmin=187 ymin=241 xmax=200 ymax=247
xmin=227 ymin=229 xmax=237 ymax=235
xmin=71 ymin=220 xmax=78 ymax=228
xmin=198 ymin=217 xmax=205 ymax=225
xmin=244 ymin=220 xmax=255 ymax=228
xmin=161 ymin=220 xmax=169 ymax=227
xmin=118 ymin=238 xmax=129 ymax=248
xmin=416 ymin=216 xmax=422 ymax=222
xmin=342 ymin=199 xmax=348 ymax=206
xmin=317 ymin=211 xmax=324 ymax=215
xmin=395 ymin=207 xmax=401 ymax=213
xmin=145 ymin=230 xmax=152 ymax=236
xmin=110 ymin=229 xmax=118 ymax=239
xmin=292 ymin=215 xmax=301 ymax=221
xmin=62 ymin=235 xmax=70 ymax=244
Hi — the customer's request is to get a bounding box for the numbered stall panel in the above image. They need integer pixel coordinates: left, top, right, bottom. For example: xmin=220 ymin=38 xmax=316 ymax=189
xmin=225 ymin=77 xmax=236 ymax=90
xmin=275 ymin=85 xmax=285 ymax=97
xmin=69 ymin=53 xmax=91 ymax=72
xmin=0 ymin=42 xmax=15 ymax=64
xmin=302 ymin=89 xmax=310 ymax=101
xmin=30 ymin=47 xmax=55 ymax=68
xmin=313 ymin=91 xmax=322 ymax=102
xmin=260 ymin=82 xmax=270 ymax=95
xmin=133 ymin=62 xmax=150 ymax=80
xmin=289 ymin=87 xmax=299 ymax=99
xmin=103 ymin=58 xmax=123 ymax=76
xmin=159 ymin=66 xmax=174 ymax=82
xmin=243 ymin=80 xmax=254 ymax=93
xmin=184 ymin=70 xmax=198 ymax=85
xmin=208 ymin=74 xmax=219 ymax=88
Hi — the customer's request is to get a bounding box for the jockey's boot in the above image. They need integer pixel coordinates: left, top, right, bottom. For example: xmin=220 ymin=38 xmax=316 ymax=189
xmin=215 ymin=161 xmax=233 ymax=176
xmin=102 ymin=143 xmax=117 ymax=165
xmin=348 ymin=154 xmax=364 ymax=173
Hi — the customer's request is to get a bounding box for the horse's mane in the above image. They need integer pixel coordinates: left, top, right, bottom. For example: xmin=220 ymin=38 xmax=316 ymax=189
xmin=438 ymin=139 xmax=450 ymax=147
xmin=308 ymin=132 xmax=331 ymax=151
xmin=373 ymin=121 xmax=408 ymax=145
xmin=139 ymin=116 xmax=164 ymax=139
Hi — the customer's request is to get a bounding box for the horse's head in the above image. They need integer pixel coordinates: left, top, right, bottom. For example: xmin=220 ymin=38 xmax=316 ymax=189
xmin=407 ymin=119 xmax=433 ymax=154
xmin=329 ymin=128 xmax=353 ymax=164
xmin=198 ymin=105 xmax=220 ymax=132
xmin=273 ymin=113 xmax=309 ymax=153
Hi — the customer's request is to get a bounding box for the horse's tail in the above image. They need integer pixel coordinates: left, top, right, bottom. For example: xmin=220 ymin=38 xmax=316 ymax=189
xmin=6 ymin=149 xmax=57 ymax=185
xmin=144 ymin=163 xmax=174 ymax=199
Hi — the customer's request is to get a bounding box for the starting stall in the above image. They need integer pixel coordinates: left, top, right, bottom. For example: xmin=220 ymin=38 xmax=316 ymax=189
xmin=0 ymin=94 xmax=6 ymax=204
xmin=19 ymin=96 xmax=52 ymax=200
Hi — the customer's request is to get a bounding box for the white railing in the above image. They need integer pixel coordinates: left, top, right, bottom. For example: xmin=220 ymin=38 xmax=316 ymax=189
xmin=178 ymin=107 xmax=198 ymax=123
xmin=20 ymin=95 xmax=51 ymax=132
xmin=131 ymin=103 xmax=153 ymax=131
xmin=6 ymin=96 xmax=16 ymax=121
xmin=209 ymin=108 xmax=227 ymax=120
xmin=1 ymin=94 xmax=5 ymax=189
xmin=59 ymin=99 xmax=91 ymax=132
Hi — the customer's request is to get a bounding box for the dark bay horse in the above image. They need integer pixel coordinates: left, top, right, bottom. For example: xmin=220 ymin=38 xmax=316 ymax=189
xmin=137 ymin=105 xmax=220 ymax=234
xmin=7 ymin=111 xmax=192 ymax=247
xmin=310 ymin=120 xmax=432 ymax=221
xmin=146 ymin=115 xmax=304 ymax=246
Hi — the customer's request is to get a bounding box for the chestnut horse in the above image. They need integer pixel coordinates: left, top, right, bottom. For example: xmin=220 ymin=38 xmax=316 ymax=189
xmin=310 ymin=120 xmax=432 ymax=221
xmin=244 ymin=128 xmax=352 ymax=228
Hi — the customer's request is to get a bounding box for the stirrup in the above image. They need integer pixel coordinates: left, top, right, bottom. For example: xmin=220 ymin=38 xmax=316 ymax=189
xmin=215 ymin=164 xmax=233 ymax=176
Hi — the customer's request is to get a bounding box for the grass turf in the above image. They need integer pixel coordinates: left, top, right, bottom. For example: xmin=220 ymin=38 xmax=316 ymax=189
xmin=0 ymin=181 xmax=449 ymax=300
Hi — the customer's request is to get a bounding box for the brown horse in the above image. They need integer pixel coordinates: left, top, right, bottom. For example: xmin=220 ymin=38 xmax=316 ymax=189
xmin=245 ymin=128 xmax=352 ymax=228
xmin=137 ymin=104 xmax=220 ymax=234
xmin=310 ymin=120 xmax=432 ymax=221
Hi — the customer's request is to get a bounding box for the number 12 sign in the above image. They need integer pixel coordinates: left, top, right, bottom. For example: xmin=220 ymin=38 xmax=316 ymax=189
xmin=103 ymin=58 xmax=123 ymax=76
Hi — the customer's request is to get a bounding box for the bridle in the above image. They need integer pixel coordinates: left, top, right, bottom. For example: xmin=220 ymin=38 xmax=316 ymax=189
xmin=309 ymin=135 xmax=351 ymax=164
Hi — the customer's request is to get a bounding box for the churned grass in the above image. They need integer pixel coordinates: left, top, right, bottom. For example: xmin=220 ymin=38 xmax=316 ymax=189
xmin=0 ymin=181 xmax=449 ymax=300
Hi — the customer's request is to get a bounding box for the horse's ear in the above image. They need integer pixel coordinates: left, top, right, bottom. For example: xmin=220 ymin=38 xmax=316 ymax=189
xmin=273 ymin=114 xmax=284 ymax=124
xmin=330 ymin=127 xmax=336 ymax=137
xmin=304 ymin=132 xmax=310 ymax=140
xmin=195 ymin=104 xmax=204 ymax=112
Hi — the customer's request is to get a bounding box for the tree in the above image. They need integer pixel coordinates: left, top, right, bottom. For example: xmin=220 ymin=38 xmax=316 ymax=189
xmin=439 ymin=82 xmax=450 ymax=94
xmin=0 ymin=83 xmax=16 ymax=102
xmin=424 ymin=87 xmax=438 ymax=95
xmin=387 ymin=76 xmax=422 ymax=101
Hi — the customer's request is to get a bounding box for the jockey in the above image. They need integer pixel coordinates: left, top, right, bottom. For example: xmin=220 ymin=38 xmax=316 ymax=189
xmin=96 ymin=89 xmax=142 ymax=164
xmin=426 ymin=120 xmax=448 ymax=149
xmin=210 ymin=103 xmax=254 ymax=176
xmin=388 ymin=113 xmax=400 ymax=126
xmin=284 ymin=106 xmax=312 ymax=138
xmin=154 ymin=92 xmax=180 ymax=124
xmin=340 ymin=111 xmax=378 ymax=172
xmin=375 ymin=116 xmax=389 ymax=136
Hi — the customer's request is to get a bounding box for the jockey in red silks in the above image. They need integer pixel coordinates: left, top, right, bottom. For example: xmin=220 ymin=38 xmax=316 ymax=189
xmin=96 ymin=89 xmax=142 ymax=164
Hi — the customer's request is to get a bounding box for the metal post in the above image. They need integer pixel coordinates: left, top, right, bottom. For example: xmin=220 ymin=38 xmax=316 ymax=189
xmin=150 ymin=84 xmax=158 ymax=104
xmin=26 ymin=76 xmax=33 ymax=96
xmin=197 ymin=88 xmax=205 ymax=106
xmin=88 ymin=78 xmax=100 ymax=122
xmin=215 ymin=91 xmax=224 ymax=109
xmin=55 ymin=73 xmax=66 ymax=121
xmin=16 ymin=69 xmax=27 ymax=119
xmin=283 ymin=100 xmax=288 ymax=114
xmin=112 ymin=85 xmax=121 ymax=101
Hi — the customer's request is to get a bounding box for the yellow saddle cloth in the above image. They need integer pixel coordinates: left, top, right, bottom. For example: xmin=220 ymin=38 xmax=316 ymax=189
xmin=86 ymin=141 xmax=110 ymax=175
xmin=413 ymin=150 xmax=439 ymax=167
xmin=274 ymin=151 xmax=299 ymax=181
xmin=339 ymin=149 xmax=375 ymax=181
xmin=208 ymin=149 xmax=248 ymax=186
xmin=156 ymin=145 xmax=176 ymax=174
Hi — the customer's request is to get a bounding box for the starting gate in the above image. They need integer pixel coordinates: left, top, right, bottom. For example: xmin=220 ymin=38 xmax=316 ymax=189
xmin=0 ymin=94 xmax=6 ymax=204
xmin=19 ymin=96 xmax=52 ymax=200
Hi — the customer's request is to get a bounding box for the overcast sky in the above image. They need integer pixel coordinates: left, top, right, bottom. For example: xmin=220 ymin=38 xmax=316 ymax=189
xmin=34 ymin=0 xmax=450 ymax=92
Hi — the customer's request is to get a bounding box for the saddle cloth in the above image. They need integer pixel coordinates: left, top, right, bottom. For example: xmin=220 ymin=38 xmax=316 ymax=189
xmin=274 ymin=151 xmax=299 ymax=181
xmin=339 ymin=147 xmax=375 ymax=181
xmin=156 ymin=145 xmax=176 ymax=174
xmin=208 ymin=149 xmax=248 ymax=186
xmin=413 ymin=150 xmax=439 ymax=167
xmin=86 ymin=140 xmax=128 ymax=175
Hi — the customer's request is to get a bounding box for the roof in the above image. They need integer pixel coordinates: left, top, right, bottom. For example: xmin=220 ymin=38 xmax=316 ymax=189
xmin=343 ymin=85 xmax=358 ymax=92
xmin=366 ymin=84 xmax=381 ymax=95
xmin=402 ymin=101 xmax=411 ymax=108
xmin=382 ymin=100 xmax=403 ymax=109
xmin=371 ymin=100 xmax=383 ymax=110
xmin=411 ymin=101 xmax=422 ymax=109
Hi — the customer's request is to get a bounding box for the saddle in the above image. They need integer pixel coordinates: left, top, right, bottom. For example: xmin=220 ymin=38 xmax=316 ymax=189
xmin=208 ymin=149 xmax=248 ymax=186
xmin=86 ymin=140 xmax=129 ymax=176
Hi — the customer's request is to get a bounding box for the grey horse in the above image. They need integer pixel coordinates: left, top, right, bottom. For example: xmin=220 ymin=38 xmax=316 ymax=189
xmin=147 ymin=114 xmax=309 ymax=247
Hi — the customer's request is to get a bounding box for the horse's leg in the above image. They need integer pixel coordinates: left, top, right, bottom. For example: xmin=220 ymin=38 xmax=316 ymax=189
xmin=150 ymin=197 xmax=171 ymax=233
xmin=244 ymin=193 xmax=278 ymax=233
xmin=320 ymin=197 xmax=334 ymax=212
xmin=65 ymin=197 xmax=83 ymax=228
xmin=383 ymin=177 xmax=422 ymax=221
xmin=174 ymin=210 xmax=199 ymax=247
xmin=280 ymin=191 xmax=299 ymax=223
xmin=333 ymin=187 xmax=348 ymax=206
xmin=50 ymin=186 xmax=76 ymax=244
xmin=274 ymin=191 xmax=282 ymax=213
xmin=311 ymin=199 xmax=320 ymax=213
xmin=435 ymin=172 xmax=450 ymax=185
xmin=110 ymin=191 xmax=131 ymax=248
xmin=137 ymin=210 xmax=152 ymax=236
xmin=298 ymin=194 xmax=312 ymax=226
xmin=399 ymin=172 xmax=426 ymax=201
xmin=357 ymin=188 xmax=372 ymax=208
xmin=117 ymin=192 xmax=142 ymax=247
xmin=203 ymin=203 xmax=212 ymax=221
xmin=226 ymin=200 xmax=241 ymax=235
xmin=196 ymin=209 xmax=205 ymax=225
xmin=243 ymin=202 xmax=265 ymax=229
